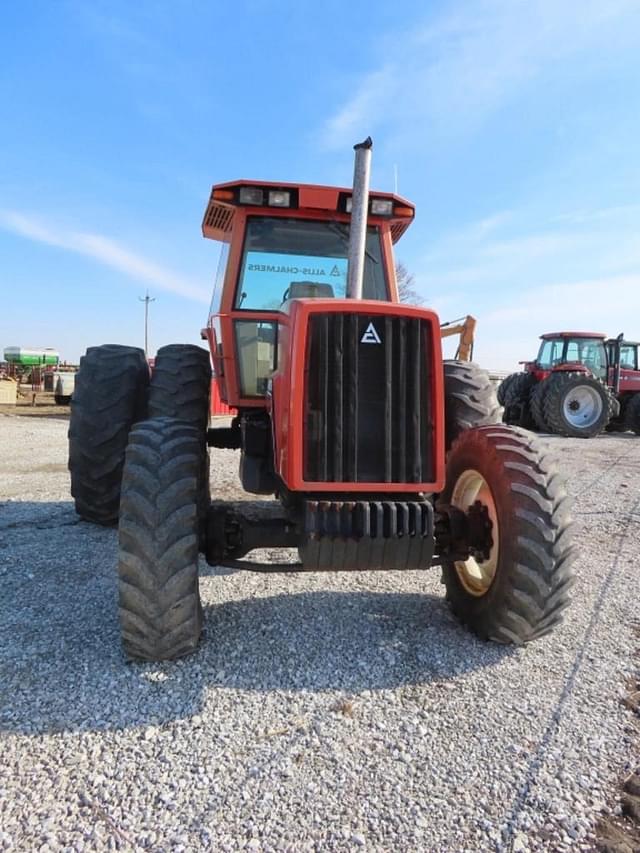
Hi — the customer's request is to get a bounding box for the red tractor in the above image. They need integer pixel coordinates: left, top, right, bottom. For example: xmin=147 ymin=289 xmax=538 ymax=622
xmin=605 ymin=337 xmax=640 ymax=433
xmin=68 ymin=140 xmax=575 ymax=661
xmin=500 ymin=332 xmax=640 ymax=437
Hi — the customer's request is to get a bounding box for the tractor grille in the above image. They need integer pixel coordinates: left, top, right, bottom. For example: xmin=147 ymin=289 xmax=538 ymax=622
xmin=303 ymin=313 xmax=434 ymax=483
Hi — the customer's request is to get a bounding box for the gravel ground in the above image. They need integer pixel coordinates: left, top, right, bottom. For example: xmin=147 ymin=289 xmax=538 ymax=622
xmin=1 ymin=416 xmax=639 ymax=852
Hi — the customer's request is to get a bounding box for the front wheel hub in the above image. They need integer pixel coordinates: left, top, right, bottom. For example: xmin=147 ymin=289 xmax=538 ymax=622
xmin=451 ymin=469 xmax=499 ymax=597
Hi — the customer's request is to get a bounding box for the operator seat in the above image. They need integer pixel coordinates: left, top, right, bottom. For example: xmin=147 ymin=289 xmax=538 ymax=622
xmin=282 ymin=281 xmax=334 ymax=302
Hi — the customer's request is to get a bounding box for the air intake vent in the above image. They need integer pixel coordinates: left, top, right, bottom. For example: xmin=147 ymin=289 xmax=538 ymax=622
xmin=204 ymin=202 xmax=234 ymax=236
xmin=303 ymin=313 xmax=434 ymax=483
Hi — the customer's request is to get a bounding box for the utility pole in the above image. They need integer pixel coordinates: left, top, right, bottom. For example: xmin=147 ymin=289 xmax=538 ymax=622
xmin=139 ymin=291 xmax=156 ymax=356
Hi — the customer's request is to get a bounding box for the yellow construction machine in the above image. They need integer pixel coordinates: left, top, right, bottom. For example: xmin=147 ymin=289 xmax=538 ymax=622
xmin=440 ymin=315 xmax=476 ymax=361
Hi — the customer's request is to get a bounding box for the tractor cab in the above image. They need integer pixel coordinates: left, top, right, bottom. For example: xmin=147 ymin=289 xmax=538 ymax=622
xmin=201 ymin=180 xmax=415 ymax=406
xmin=532 ymin=332 xmax=608 ymax=381
xmin=606 ymin=338 xmax=639 ymax=372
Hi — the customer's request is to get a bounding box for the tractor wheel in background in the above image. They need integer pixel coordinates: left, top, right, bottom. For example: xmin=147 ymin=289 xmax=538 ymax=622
xmin=542 ymin=372 xmax=614 ymax=438
xmin=118 ymin=417 xmax=203 ymax=661
xmin=501 ymin=373 xmax=535 ymax=428
xmin=443 ymin=360 xmax=501 ymax=450
xmin=69 ymin=344 xmax=149 ymax=525
xmin=497 ymin=373 xmax=518 ymax=407
xmin=438 ymin=425 xmax=575 ymax=643
xmin=529 ymin=380 xmax=550 ymax=432
xmin=624 ymin=393 xmax=640 ymax=435
xmin=148 ymin=344 xmax=212 ymax=543
xmin=503 ymin=373 xmax=534 ymax=407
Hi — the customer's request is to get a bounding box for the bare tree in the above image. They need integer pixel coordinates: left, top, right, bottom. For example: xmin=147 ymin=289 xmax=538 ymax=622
xmin=395 ymin=262 xmax=424 ymax=305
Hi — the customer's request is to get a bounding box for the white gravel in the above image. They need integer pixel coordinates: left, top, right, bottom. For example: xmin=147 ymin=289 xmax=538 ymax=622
xmin=1 ymin=416 xmax=639 ymax=852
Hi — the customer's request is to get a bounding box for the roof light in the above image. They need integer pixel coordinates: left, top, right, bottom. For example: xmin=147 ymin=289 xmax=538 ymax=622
xmin=238 ymin=187 xmax=264 ymax=205
xmin=345 ymin=196 xmax=394 ymax=215
xmin=370 ymin=198 xmax=393 ymax=216
xmin=394 ymin=205 xmax=414 ymax=217
xmin=213 ymin=189 xmax=234 ymax=201
xmin=268 ymin=190 xmax=291 ymax=207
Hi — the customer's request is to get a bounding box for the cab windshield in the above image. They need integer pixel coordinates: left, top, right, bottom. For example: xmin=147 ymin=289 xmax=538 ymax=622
xmin=235 ymin=216 xmax=388 ymax=310
xmin=537 ymin=337 xmax=607 ymax=379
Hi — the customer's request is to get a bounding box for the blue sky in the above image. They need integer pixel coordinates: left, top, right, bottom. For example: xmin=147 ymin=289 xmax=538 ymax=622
xmin=1 ymin=0 xmax=639 ymax=370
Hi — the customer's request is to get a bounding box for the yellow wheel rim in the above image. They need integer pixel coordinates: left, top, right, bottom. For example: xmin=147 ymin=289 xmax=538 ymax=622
xmin=451 ymin=469 xmax=499 ymax=597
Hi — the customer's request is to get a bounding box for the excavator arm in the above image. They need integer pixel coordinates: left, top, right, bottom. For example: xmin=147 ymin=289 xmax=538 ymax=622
xmin=440 ymin=315 xmax=477 ymax=362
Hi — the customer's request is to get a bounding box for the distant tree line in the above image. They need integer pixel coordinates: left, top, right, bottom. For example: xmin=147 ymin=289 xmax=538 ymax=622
xmin=395 ymin=263 xmax=424 ymax=305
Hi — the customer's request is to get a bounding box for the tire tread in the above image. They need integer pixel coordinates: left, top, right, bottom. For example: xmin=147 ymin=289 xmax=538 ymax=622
xmin=441 ymin=425 xmax=576 ymax=644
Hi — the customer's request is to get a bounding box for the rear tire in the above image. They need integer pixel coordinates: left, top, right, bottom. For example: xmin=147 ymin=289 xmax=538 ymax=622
xmin=502 ymin=373 xmax=535 ymax=428
xmin=529 ymin=380 xmax=550 ymax=432
xmin=69 ymin=345 xmax=149 ymax=525
xmin=624 ymin=393 xmax=640 ymax=435
xmin=503 ymin=373 xmax=534 ymax=406
xmin=148 ymin=344 xmax=211 ymax=431
xmin=443 ymin=361 xmax=501 ymax=449
xmin=118 ymin=417 xmax=203 ymax=661
xmin=439 ymin=425 xmax=575 ymax=643
xmin=543 ymin=372 xmax=614 ymax=437
xmin=497 ymin=373 xmax=518 ymax=407
xmin=148 ymin=344 xmax=212 ymax=544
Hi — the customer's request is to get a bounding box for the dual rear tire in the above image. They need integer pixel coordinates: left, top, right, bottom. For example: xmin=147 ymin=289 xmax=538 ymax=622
xmin=502 ymin=371 xmax=616 ymax=438
xmin=68 ymin=343 xmax=211 ymax=660
xmin=69 ymin=345 xmax=149 ymax=525
xmin=502 ymin=373 xmax=535 ymax=429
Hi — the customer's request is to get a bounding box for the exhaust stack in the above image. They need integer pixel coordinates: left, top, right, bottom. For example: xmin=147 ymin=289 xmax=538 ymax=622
xmin=346 ymin=136 xmax=373 ymax=300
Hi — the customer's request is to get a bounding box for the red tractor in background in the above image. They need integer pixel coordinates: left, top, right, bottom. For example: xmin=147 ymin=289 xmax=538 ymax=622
xmin=500 ymin=332 xmax=640 ymax=437
xmin=68 ymin=140 xmax=575 ymax=662
xmin=606 ymin=337 xmax=640 ymax=432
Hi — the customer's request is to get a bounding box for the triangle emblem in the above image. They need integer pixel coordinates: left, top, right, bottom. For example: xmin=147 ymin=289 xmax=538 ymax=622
xmin=360 ymin=322 xmax=382 ymax=344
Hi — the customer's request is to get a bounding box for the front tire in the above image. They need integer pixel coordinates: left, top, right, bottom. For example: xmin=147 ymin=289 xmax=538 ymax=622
xmin=439 ymin=425 xmax=575 ymax=643
xmin=443 ymin=361 xmax=501 ymax=449
xmin=118 ymin=417 xmax=203 ymax=661
xmin=69 ymin=345 xmax=149 ymax=524
xmin=542 ymin=372 xmax=614 ymax=437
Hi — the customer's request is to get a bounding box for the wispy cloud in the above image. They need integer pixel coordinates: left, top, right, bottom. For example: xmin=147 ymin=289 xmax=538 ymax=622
xmin=322 ymin=0 xmax=640 ymax=149
xmin=0 ymin=211 xmax=210 ymax=304
xmin=417 ymin=200 xmax=640 ymax=292
xmin=475 ymin=273 xmax=640 ymax=369
xmin=411 ymin=199 xmax=640 ymax=368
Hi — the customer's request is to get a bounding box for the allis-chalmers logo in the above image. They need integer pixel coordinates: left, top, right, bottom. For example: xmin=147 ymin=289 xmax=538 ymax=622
xmin=360 ymin=322 xmax=382 ymax=344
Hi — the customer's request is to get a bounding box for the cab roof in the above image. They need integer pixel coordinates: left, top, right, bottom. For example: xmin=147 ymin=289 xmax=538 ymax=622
xmin=540 ymin=331 xmax=606 ymax=340
xmin=202 ymin=179 xmax=415 ymax=244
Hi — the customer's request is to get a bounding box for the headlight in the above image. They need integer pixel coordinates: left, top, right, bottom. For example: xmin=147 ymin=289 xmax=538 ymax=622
xmin=370 ymin=198 xmax=393 ymax=216
xmin=268 ymin=190 xmax=291 ymax=207
xmin=238 ymin=187 xmax=264 ymax=205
